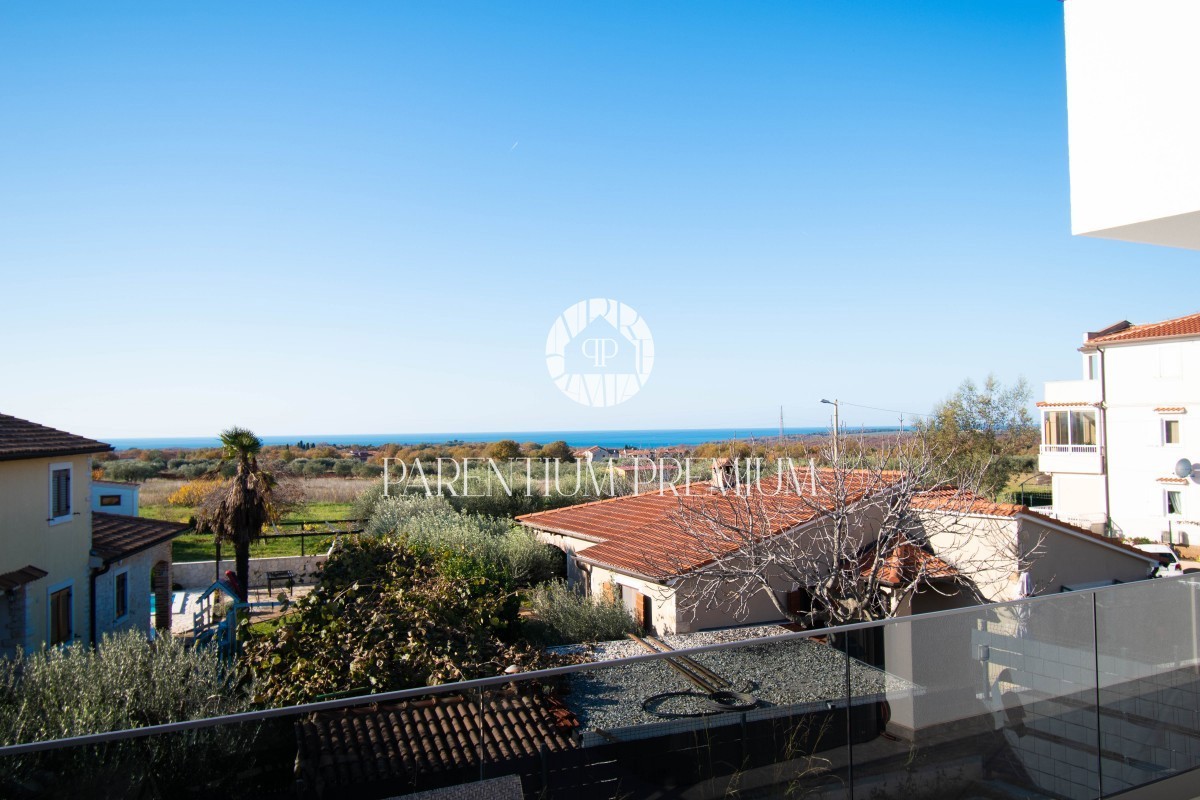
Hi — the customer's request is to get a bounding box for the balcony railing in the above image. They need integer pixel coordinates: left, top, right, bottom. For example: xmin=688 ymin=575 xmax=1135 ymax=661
xmin=1040 ymin=443 xmax=1100 ymax=454
xmin=3 ymin=577 xmax=1200 ymax=799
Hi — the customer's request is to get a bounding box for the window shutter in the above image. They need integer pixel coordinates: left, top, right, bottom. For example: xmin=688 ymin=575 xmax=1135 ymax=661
xmin=52 ymin=469 xmax=71 ymax=518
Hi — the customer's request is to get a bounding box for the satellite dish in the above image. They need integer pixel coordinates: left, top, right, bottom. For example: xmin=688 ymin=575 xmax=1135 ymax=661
xmin=1175 ymin=458 xmax=1194 ymax=479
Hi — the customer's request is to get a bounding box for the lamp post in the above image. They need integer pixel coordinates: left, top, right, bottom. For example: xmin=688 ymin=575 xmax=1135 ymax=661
xmin=821 ymin=398 xmax=840 ymax=463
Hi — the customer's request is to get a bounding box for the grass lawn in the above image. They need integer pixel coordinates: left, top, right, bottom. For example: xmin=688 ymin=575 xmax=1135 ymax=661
xmin=157 ymin=501 xmax=358 ymax=562
xmin=172 ymin=533 xmax=338 ymax=562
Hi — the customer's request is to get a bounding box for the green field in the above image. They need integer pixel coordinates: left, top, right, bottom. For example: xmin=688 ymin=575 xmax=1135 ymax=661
xmin=146 ymin=501 xmax=358 ymax=562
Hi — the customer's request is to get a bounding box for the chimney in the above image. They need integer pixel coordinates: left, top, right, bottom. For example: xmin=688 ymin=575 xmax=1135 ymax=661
xmin=712 ymin=457 xmax=738 ymax=490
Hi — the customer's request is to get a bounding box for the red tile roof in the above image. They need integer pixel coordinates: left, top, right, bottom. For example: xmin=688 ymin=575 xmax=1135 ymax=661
xmin=0 ymin=414 xmax=111 ymax=462
xmin=0 ymin=565 xmax=48 ymax=591
xmin=294 ymin=690 xmax=578 ymax=791
xmin=859 ymin=540 xmax=957 ymax=587
xmin=1155 ymin=407 xmax=1187 ymax=414
xmin=910 ymin=488 xmax=1023 ymax=518
xmin=1035 ymin=401 xmax=1099 ymax=408
xmin=518 ymin=469 xmax=902 ymax=579
xmin=1086 ymin=311 xmax=1200 ymax=345
xmin=91 ymin=512 xmax=190 ymax=564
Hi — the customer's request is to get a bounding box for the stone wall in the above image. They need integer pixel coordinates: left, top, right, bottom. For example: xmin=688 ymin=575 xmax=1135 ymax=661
xmin=94 ymin=542 xmax=172 ymax=639
xmin=172 ymin=553 xmax=328 ymax=589
xmin=0 ymin=587 xmax=26 ymax=653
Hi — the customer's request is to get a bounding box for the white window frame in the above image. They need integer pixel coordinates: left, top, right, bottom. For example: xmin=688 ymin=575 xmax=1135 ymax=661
xmin=113 ymin=566 xmax=130 ymax=623
xmin=1163 ymin=418 xmax=1182 ymax=446
xmin=46 ymin=579 xmax=74 ymax=647
xmin=1166 ymin=490 xmax=1184 ymax=517
xmin=48 ymin=462 xmax=73 ymax=525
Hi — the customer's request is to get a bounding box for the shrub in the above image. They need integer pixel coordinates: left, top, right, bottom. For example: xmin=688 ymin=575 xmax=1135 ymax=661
xmin=166 ymin=479 xmax=223 ymax=507
xmin=366 ymin=495 xmax=563 ymax=587
xmin=245 ymin=537 xmax=566 ymax=704
xmin=526 ymin=580 xmax=637 ymax=644
xmin=0 ymin=632 xmax=256 ymax=796
xmin=351 ymin=462 xmax=383 ymax=478
xmin=101 ymin=460 xmax=164 ymax=483
xmin=0 ymin=631 xmax=249 ymax=744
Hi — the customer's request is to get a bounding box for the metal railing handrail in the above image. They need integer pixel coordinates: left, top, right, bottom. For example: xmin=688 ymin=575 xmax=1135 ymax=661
xmin=1 ymin=574 xmax=1195 ymax=757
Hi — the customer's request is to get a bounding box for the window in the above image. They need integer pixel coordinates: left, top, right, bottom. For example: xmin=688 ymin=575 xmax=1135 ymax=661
xmin=1085 ymin=353 xmax=1100 ymax=381
xmin=49 ymin=587 xmax=72 ymax=645
xmin=1043 ymin=410 xmax=1097 ymax=446
xmin=1164 ymin=419 xmax=1181 ymax=445
xmin=114 ymin=571 xmax=129 ymax=620
xmin=49 ymin=464 xmax=72 ymax=523
xmin=1167 ymin=490 xmax=1183 ymax=516
xmin=99 ymin=494 xmax=122 ymax=507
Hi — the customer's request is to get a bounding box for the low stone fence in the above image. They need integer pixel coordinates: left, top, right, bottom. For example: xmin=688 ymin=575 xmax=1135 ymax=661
xmin=173 ymin=552 xmax=328 ymax=589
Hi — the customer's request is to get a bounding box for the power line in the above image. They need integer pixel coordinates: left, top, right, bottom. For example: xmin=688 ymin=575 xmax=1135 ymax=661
xmin=836 ymin=401 xmax=935 ymax=419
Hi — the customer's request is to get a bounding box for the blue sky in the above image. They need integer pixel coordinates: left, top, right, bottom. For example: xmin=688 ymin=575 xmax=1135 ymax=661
xmin=1 ymin=1 xmax=1196 ymax=439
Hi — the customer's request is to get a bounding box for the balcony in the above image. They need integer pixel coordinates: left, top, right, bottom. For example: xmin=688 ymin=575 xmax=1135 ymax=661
xmin=1039 ymin=443 xmax=1104 ymax=475
xmin=5 ymin=578 xmax=1200 ymax=799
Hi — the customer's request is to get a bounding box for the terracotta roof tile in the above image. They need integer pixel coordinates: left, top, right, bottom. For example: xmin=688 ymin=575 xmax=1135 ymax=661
xmin=1035 ymin=401 xmax=1099 ymax=408
xmin=910 ymin=489 xmax=1022 ymax=517
xmin=1087 ymin=311 xmax=1200 ymax=345
xmin=0 ymin=414 xmax=111 ymax=462
xmin=1158 ymin=476 xmax=1189 ymax=485
xmin=1155 ymin=407 xmax=1187 ymax=414
xmin=519 ymin=469 xmax=902 ymax=579
xmin=859 ymin=540 xmax=957 ymax=587
xmin=294 ymin=690 xmax=578 ymax=790
xmin=0 ymin=565 xmax=48 ymax=591
xmin=91 ymin=512 xmax=190 ymax=564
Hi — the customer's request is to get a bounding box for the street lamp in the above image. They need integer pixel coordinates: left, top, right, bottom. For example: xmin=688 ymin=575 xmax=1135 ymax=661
xmin=821 ymin=398 xmax=839 ymax=462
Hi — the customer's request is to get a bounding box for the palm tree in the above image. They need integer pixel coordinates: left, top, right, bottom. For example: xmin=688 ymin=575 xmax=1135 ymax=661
xmin=195 ymin=427 xmax=277 ymax=601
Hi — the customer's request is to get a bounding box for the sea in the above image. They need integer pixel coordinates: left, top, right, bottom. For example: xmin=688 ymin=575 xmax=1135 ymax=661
xmin=104 ymin=426 xmax=905 ymax=451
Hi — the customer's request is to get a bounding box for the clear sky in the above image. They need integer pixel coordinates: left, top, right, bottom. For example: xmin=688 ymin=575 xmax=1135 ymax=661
xmin=1 ymin=1 xmax=1196 ymax=439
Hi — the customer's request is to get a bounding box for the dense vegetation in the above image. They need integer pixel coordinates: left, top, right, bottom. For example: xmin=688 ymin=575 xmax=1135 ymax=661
xmin=525 ymin=580 xmax=638 ymax=645
xmin=0 ymin=632 xmax=249 ymax=745
xmin=244 ymin=536 xmax=568 ymax=704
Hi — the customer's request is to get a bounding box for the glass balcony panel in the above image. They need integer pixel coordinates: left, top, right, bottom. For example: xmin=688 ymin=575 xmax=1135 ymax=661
xmin=537 ymin=638 xmax=852 ymax=799
xmin=1095 ymin=576 xmax=1200 ymax=795
xmin=849 ymin=592 xmax=1100 ymax=800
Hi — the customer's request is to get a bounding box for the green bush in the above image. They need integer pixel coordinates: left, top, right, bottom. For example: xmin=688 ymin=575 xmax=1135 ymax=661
xmin=526 ymin=580 xmax=637 ymax=644
xmin=101 ymin=460 xmax=164 ymax=483
xmin=0 ymin=631 xmax=249 ymax=744
xmin=245 ymin=537 xmax=564 ymax=704
xmin=351 ymin=462 xmax=383 ymax=479
xmin=0 ymin=631 xmax=255 ymax=795
xmin=365 ymin=495 xmax=563 ymax=587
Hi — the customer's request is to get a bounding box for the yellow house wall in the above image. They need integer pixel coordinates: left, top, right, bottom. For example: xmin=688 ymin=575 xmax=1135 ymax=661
xmin=0 ymin=455 xmax=95 ymax=649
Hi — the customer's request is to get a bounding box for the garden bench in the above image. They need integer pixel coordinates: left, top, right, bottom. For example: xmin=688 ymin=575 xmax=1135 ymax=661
xmin=266 ymin=569 xmax=296 ymax=596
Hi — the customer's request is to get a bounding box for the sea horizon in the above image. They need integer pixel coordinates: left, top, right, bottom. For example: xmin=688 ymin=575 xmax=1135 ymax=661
xmin=104 ymin=425 xmax=906 ymax=451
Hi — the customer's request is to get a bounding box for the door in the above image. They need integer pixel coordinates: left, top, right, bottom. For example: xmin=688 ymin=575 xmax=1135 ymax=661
xmin=49 ymin=587 xmax=72 ymax=645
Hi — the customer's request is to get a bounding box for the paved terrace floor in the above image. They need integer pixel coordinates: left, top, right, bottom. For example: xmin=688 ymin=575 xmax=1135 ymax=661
xmin=168 ymin=585 xmax=314 ymax=635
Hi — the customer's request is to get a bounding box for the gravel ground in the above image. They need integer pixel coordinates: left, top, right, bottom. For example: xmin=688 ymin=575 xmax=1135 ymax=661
xmin=557 ymin=626 xmax=915 ymax=733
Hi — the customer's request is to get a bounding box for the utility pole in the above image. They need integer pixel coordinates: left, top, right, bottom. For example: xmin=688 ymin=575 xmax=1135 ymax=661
xmin=821 ymin=398 xmax=840 ymax=462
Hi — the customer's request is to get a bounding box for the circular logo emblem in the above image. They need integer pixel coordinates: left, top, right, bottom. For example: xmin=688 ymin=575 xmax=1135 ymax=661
xmin=545 ymin=299 xmax=654 ymax=407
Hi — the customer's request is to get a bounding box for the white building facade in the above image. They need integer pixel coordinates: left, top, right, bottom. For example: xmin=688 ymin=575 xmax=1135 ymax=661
xmin=1039 ymin=314 xmax=1200 ymax=544
xmin=1064 ymin=0 xmax=1200 ymax=250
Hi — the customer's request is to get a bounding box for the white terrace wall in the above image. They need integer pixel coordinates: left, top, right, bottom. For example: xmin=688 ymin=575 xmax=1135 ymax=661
xmin=172 ymin=553 xmax=328 ymax=589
